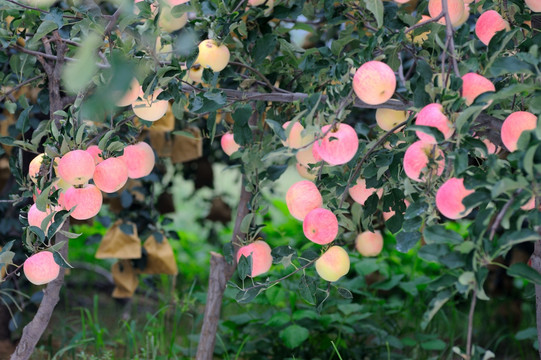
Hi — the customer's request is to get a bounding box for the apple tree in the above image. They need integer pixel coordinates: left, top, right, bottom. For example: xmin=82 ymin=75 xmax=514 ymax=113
xmin=0 ymin=0 xmax=541 ymax=358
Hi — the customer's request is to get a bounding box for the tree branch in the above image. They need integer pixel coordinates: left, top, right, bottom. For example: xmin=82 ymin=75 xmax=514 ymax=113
xmin=5 ymin=0 xmax=82 ymax=19
xmin=195 ymin=177 xmax=252 ymax=360
xmin=0 ymin=75 xmax=44 ymax=103
xmin=339 ymin=120 xmax=408 ymax=207
xmin=10 ymin=222 xmax=70 ymax=360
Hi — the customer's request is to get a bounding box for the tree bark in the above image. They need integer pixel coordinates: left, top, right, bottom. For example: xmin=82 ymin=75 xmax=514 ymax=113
xmin=532 ymin=240 xmax=541 ymax=359
xmin=195 ymin=179 xmax=252 ymax=360
xmin=10 ymin=221 xmax=70 ymax=360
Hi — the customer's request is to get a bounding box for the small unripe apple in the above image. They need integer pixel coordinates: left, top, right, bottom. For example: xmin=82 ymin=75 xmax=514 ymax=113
xmin=196 ymin=39 xmax=230 ymax=72
xmin=315 ymin=246 xmax=350 ymax=282
xmin=475 ymin=10 xmax=510 ymax=46
xmin=236 ymin=240 xmax=272 ymax=277
xmin=355 ymin=230 xmax=384 ymax=257
xmin=501 ymin=111 xmax=537 ymax=152
xmin=375 ymin=108 xmax=408 ymax=132
xmin=158 ymin=6 xmax=188 ymax=32
xmin=29 ymin=153 xmax=45 ymax=184
xmin=403 ymin=141 xmax=446 ymax=182
xmin=415 ymin=103 xmax=454 ymax=144
xmin=115 ymin=78 xmax=141 ymax=107
xmin=221 ymin=133 xmax=241 ymax=156
xmin=132 ymin=88 xmax=169 ymax=122
xmin=57 ymin=149 xmax=96 ymax=186
xmin=303 ymin=208 xmax=339 ymax=245
xmin=120 ymin=142 xmax=156 ymax=179
xmin=282 ymin=121 xmax=311 ymax=149
xmin=353 ymin=61 xmax=396 ymax=105
xmin=93 ymin=157 xmax=129 ymax=193
xmin=428 ymin=0 xmax=466 ymax=27
xmin=23 ymin=252 xmax=60 ymax=285
xmin=286 ymin=180 xmax=323 ymax=221
xmin=435 ymin=177 xmax=475 ymax=219
xmin=461 ymin=73 xmax=495 ymax=106
xmin=316 ymin=123 xmax=359 ymax=165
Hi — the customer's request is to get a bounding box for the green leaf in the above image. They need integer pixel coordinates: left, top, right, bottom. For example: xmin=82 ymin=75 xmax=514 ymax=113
xmin=58 ymin=230 xmax=82 ymax=239
xmin=265 ymin=164 xmax=288 ymax=181
xmin=406 ymin=125 xmax=444 ymax=143
xmin=279 ymin=324 xmax=309 ymax=349
xmin=236 ymin=286 xmax=265 ymax=303
xmin=265 ymin=119 xmax=286 ymax=141
xmin=421 ymin=289 xmax=453 ymax=329
xmin=253 ymin=34 xmax=277 ymax=65
xmin=232 ymin=105 xmax=253 ymax=146
xmin=489 ymin=57 xmax=535 ymax=77
xmin=395 ymin=231 xmax=420 ymax=253
xmin=239 ymin=213 xmax=254 ymax=234
xmin=62 ymin=33 xmax=101 ymax=93
xmin=423 ymin=225 xmax=463 ymax=245
xmin=271 ymin=245 xmax=297 ymax=268
xmin=0 ymin=251 xmax=15 ymax=266
xmin=363 ymin=0 xmax=384 ymax=28
xmin=298 ymin=275 xmax=316 ymax=304
xmin=29 ymin=21 xmax=58 ymax=47
xmin=237 ymin=254 xmax=252 ymax=280
xmin=420 ymin=339 xmax=446 ymax=351
xmin=53 ymin=250 xmax=73 ymax=268
xmin=507 ymin=263 xmax=541 ymax=285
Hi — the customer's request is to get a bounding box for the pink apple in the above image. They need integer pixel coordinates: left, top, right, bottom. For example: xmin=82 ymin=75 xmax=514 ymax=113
xmin=403 ymin=141 xmax=446 ymax=182
xmin=461 ymin=73 xmax=495 ymax=106
xmin=23 ymin=252 xmax=60 ymax=285
xmin=303 ymin=208 xmax=339 ymax=245
xmin=221 ymin=133 xmax=241 ymax=156
xmin=501 ymin=111 xmax=537 ymax=152
xmin=475 ymin=10 xmax=510 ymax=46
xmin=93 ymin=157 xmax=129 ymax=193
xmin=316 ymin=123 xmax=359 ymax=165
xmin=286 ymin=180 xmax=323 ymax=221
xmin=236 ymin=240 xmax=272 ymax=277
xmin=435 ymin=177 xmax=475 ymax=219
xmin=353 ymin=61 xmax=396 ymax=105
xmin=415 ymin=103 xmax=454 ymax=144
xmin=57 ymin=149 xmax=96 ymax=186
xmin=349 ymin=177 xmax=383 ymax=205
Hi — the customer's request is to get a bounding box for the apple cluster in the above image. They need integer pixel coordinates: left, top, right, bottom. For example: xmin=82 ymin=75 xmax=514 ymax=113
xmin=24 ymin=142 xmax=156 ymax=285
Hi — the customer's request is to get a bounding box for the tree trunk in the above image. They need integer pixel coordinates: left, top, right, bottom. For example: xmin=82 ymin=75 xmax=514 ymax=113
xmin=10 ymin=221 xmax=69 ymax=360
xmin=195 ymin=179 xmax=252 ymax=360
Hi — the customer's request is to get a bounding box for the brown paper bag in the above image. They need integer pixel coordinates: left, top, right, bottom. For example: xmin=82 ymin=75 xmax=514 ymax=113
xmin=112 ymin=260 xmax=139 ymax=298
xmin=96 ymin=220 xmax=142 ymax=259
xmin=172 ymin=127 xmax=203 ymax=163
xmin=142 ymin=233 xmax=178 ymax=275
xmin=149 ymin=130 xmax=173 ymax=158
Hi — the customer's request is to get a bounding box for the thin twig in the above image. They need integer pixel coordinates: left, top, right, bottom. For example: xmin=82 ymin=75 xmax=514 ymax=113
xmin=229 ymin=61 xmax=288 ymax=93
xmin=0 ymin=75 xmax=44 ymax=103
xmin=488 ymin=189 xmax=522 ymax=241
xmin=9 ymin=44 xmax=110 ymax=69
xmin=404 ymin=13 xmax=444 ymax=33
xmin=242 ymin=258 xmax=317 ymax=291
xmin=466 ymin=287 xmax=477 ymax=359
xmin=441 ymin=0 xmax=460 ymax=77
xmin=5 ymin=0 xmax=82 ymax=19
